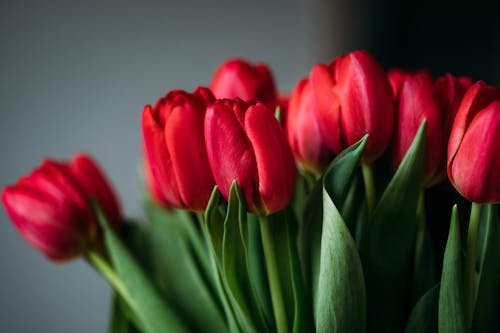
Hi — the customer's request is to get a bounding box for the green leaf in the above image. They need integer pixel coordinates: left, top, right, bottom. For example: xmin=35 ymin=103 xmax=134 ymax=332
xmin=363 ymin=121 xmax=426 ymax=332
xmin=471 ymin=204 xmax=500 ymax=332
xmin=412 ymin=194 xmax=438 ymax=305
xmin=204 ymin=188 xmax=240 ymax=333
xmin=264 ymin=208 xmax=313 ymax=333
xmin=315 ymin=187 xmax=366 ymax=333
xmin=144 ymin=200 xmax=228 ymax=333
xmin=246 ymin=213 xmax=274 ymax=330
xmin=298 ymin=135 xmax=367 ymax=305
xmin=297 ymin=180 xmax=322 ymax=305
xmin=404 ymin=284 xmax=439 ymax=333
xmin=221 ymin=183 xmax=269 ymax=332
xmin=323 ymin=135 xmax=368 ymax=207
xmin=101 ymin=213 xmax=188 ymax=333
xmin=438 ymin=205 xmax=466 ymax=333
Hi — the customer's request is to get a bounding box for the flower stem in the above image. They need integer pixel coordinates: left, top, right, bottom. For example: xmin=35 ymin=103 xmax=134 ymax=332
xmin=361 ymin=163 xmax=375 ymax=215
xmin=259 ymin=216 xmax=289 ymax=333
xmin=464 ymin=203 xmax=483 ymax=328
xmin=85 ymin=249 xmax=133 ymax=312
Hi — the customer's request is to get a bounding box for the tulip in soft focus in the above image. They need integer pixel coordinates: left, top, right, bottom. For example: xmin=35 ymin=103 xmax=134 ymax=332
xmin=2 ymin=154 xmax=122 ymax=261
xmin=205 ymin=98 xmax=296 ymax=215
xmin=447 ymin=81 xmax=500 ymax=203
xmin=286 ymin=78 xmax=333 ymax=174
xmin=142 ymin=87 xmax=216 ymax=211
xmin=388 ymin=70 xmax=473 ymax=186
xmin=209 ymin=58 xmax=278 ymax=110
xmin=310 ymin=50 xmax=394 ymax=163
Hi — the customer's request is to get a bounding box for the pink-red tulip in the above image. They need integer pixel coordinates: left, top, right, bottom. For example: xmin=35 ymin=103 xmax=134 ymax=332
xmin=448 ymin=81 xmax=500 ymax=203
xmin=142 ymin=87 xmax=216 ymax=211
xmin=389 ymin=70 xmax=473 ymax=186
xmin=310 ymin=50 xmax=394 ymax=163
xmin=2 ymin=154 xmax=121 ymax=261
xmin=209 ymin=58 xmax=278 ymax=110
xmin=286 ymin=78 xmax=333 ymax=174
xmin=205 ymin=98 xmax=296 ymax=215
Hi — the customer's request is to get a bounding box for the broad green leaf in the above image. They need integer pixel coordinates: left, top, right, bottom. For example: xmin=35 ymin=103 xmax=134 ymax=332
xmin=101 ymin=214 xmax=188 ymax=333
xmin=315 ymin=188 xmax=366 ymax=333
xmin=471 ymin=204 xmax=500 ymax=332
xmin=404 ymin=284 xmax=439 ymax=333
xmin=363 ymin=121 xmax=426 ymax=332
xmin=222 ymin=183 xmax=269 ymax=332
xmin=145 ymin=200 xmax=228 ymax=333
xmin=299 ymin=135 xmax=367 ymax=305
xmin=438 ymin=205 xmax=466 ymax=333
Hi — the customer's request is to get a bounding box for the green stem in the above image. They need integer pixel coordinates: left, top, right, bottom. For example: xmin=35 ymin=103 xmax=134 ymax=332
xmin=86 ymin=249 xmax=134 ymax=312
xmin=464 ymin=203 xmax=483 ymax=328
xmin=259 ymin=216 xmax=289 ymax=333
xmin=361 ymin=163 xmax=376 ymax=215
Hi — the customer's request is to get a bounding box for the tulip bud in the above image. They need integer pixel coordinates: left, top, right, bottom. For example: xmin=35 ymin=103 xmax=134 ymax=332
xmin=1 ymin=154 xmax=122 ymax=261
xmin=310 ymin=50 xmax=394 ymax=163
xmin=388 ymin=70 xmax=473 ymax=186
xmin=447 ymin=81 xmax=500 ymax=203
xmin=209 ymin=58 xmax=278 ymax=109
xmin=142 ymin=87 xmax=216 ymax=211
xmin=286 ymin=78 xmax=333 ymax=174
xmin=205 ymin=98 xmax=296 ymax=215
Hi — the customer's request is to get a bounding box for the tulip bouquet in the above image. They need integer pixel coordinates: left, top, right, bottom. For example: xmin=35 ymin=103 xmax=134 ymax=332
xmin=2 ymin=50 xmax=500 ymax=333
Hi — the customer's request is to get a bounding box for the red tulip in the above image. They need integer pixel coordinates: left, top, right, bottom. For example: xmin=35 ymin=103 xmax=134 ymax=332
xmin=209 ymin=58 xmax=278 ymax=109
xmin=205 ymin=98 xmax=296 ymax=214
xmin=434 ymin=73 xmax=474 ymax=180
xmin=310 ymin=50 xmax=394 ymax=163
xmin=142 ymin=87 xmax=216 ymax=211
xmin=448 ymin=81 xmax=500 ymax=203
xmin=389 ymin=70 xmax=442 ymax=185
xmin=389 ymin=70 xmax=473 ymax=186
xmin=2 ymin=154 xmax=121 ymax=261
xmin=286 ymin=78 xmax=333 ymax=174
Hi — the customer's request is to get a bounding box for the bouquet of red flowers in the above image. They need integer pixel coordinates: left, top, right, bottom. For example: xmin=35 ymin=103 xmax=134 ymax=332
xmin=3 ymin=50 xmax=499 ymax=333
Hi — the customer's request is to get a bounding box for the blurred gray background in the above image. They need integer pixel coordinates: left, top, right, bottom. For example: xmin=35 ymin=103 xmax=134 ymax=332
xmin=0 ymin=0 xmax=498 ymax=332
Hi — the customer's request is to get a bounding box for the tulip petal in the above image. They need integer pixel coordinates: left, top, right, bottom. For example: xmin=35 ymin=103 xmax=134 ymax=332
xmin=245 ymin=103 xmax=296 ymax=213
xmin=450 ymin=102 xmax=500 ymax=203
xmin=310 ymin=64 xmax=343 ymax=154
xmin=205 ymin=101 xmax=258 ymax=211
xmin=165 ymin=103 xmax=215 ymax=211
xmin=390 ymin=71 xmax=442 ymax=185
xmin=2 ymin=186 xmax=85 ymax=261
xmin=69 ymin=154 xmax=122 ymax=226
xmin=448 ymin=81 xmax=500 ymax=169
xmin=142 ymin=105 xmax=182 ymax=207
xmin=335 ymin=50 xmax=394 ymax=162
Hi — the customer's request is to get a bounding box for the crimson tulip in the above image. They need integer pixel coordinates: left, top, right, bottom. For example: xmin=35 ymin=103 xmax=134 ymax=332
xmin=310 ymin=50 xmax=394 ymax=163
xmin=2 ymin=154 xmax=121 ymax=261
xmin=448 ymin=81 xmax=500 ymax=203
xmin=205 ymin=98 xmax=296 ymax=215
xmin=209 ymin=58 xmax=278 ymax=109
xmin=142 ymin=87 xmax=216 ymax=211
xmin=389 ymin=70 xmax=473 ymax=186
xmin=286 ymin=78 xmax=333 ymax=174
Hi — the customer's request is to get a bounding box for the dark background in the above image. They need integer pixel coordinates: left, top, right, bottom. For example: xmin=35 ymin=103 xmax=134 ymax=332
xmin=1 ymin=0 xmax=498 ymax=332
